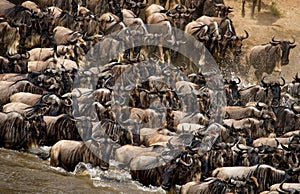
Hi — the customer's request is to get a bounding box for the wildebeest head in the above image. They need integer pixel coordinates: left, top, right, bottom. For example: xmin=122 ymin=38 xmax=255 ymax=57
xmin=161 ymin=149 xmax=200 ymax=191
xmin=261 ymin=76 xmax=285 ymax=106
xmin=123 ymin=0 xmax=148 ymax=16
xmin=89 ymin=133 xmax=119 ymax=170
xmin=4 ymin=51 xmax=30 ymax=73
xmin=0 ymin=20 xmax=20 ymax=55
xmin=229 ymin=30 xmax=249 ymax=56
xmin=98 ymin=12 xmax=124 ymax=35
xmin=270 ymin=36 xmax=297 ymax=65
xmin=224 ymin=77 xmax=241 ymax=106
xmin=96 ymin=119 xmax=133 ymax=146
xmin=24 ymin=114 xmax=47 ymax=146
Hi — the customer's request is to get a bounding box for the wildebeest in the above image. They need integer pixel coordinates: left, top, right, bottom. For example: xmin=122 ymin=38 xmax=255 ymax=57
xmin=0 ymin=80 xmax=43 ymax=105
xmin=44 ymin=114 xmax=82 ymax=146
xmin=115 ymin=144 xmax=167 ymax=166
xmin=180 ymin=178 xmax=227 ymax=194
xmin=0 ymin=17 xmax=20 ymax=56
xmin=246 ymin=36 xmax=296 ymax=81
xmin=0 ymin=112 xmax=46 ymax=150
xmin=93 ymin=118 xmax=133 ymax=146
xmin=212 ymin=164 xmax=286 ymax=192
xmin=48 ymin=136 xmax=118 ymax=171
xmin=0 ymin=52 xmax=30 ymax=74
xmin=130 ymin=148 xmax=201 ymax=192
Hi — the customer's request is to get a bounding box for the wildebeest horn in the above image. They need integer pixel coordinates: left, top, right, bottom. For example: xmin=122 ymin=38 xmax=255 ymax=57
xmin=21 ymin=51 xmax=30 ymax=59
xmin=280 ymin=143 xmax=291 ymax=151
xmin=179 ymin=154 xmax=193 ymax=167
xmin=107 ymin=15 xmax=114 ymax=23
xmin=224 ymin=111 xmax=230 ymax=119
xmin=275 ymin=138 xmax=280 ymax=147
xmin=167 ymin=138 xmax=175 ymax=149
xmin=271 ymin=35 xmax=281 ymax=43
xmin=129 ymin=0 xmax=137 ymax=7
xmin=236 ymin=77 xmax=241 ymax=84
xmin=237 ymin=143 xmax=248 ymax=151
xmin=64 ymin=98 xmax=73 ymax=106
xmin=261 ymin=76 xmax=269 ymax=87
xmin=91 ymin=132 xmax=101 ymax=141
xmin=288 ymin=36 xmax=296 ymax=44
xmin=279 ymin=77 xmax=285 ymax=86
xmin=256 ymin=101 xmax=264 ymax=109
xmin=214 ymin=3 xmax=224 ymax=7
xmin=277 ymin=179 xmax=289 ymax=193
xmin=6 ymin=51 xmax=21 ymax=59
xmin=291 ymin=102 xmax=300 ymax=114
xmin=241 ymin=30 xmax=249 ymax=40
xmin=294 ymin=72 xmax=300 ymax=82
xmin=41 ymin=93 xmax=51 ymax=103
xmin=111 ymin=134 xmax=119 ymax=143
xmin=67 ymin=34 xmax=79 ymax=43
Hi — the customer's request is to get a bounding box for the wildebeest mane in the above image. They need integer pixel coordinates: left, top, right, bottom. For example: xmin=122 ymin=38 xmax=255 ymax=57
xmin=0 ymin=112 xmax=38 ymax=150
xmin=4 ymin=5 xmax=32 ymax=27
xmin=46 ymin=114 xmax=81 ymax=145
xmin=57 ymin=11 xmax=74 ymax=29
xmin=80 ymin=140 xmax=108 ymax=167
xmin=97 ymin=119 xmax=133 ymax=145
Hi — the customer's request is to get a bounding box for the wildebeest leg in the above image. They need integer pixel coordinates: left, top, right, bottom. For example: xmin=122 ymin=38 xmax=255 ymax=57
xmin=242 ymin=0 xmax=246 ymax=17
xmin=252 ymin=0 xmax=258 ymax=17
xmin=165 ymin=48 xmax=171 ymax=64
xmin=258 ymin=0 xmax=262 ymax=12
xmin=158 ymin=45 xmax=165 ymax=62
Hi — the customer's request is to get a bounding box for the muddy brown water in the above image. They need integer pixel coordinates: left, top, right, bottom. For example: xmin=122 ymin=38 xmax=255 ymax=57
xmin=0 ymin=148 xmax=165 ymax=194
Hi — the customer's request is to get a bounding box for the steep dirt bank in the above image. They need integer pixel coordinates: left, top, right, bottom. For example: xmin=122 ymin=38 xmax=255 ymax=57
xmin=225 ymin=0 xmax=300 ymax=83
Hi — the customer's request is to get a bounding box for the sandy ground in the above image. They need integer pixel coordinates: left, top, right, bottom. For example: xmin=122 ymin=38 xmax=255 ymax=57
xmin=224 ymin=0 xmax=300 ymax=83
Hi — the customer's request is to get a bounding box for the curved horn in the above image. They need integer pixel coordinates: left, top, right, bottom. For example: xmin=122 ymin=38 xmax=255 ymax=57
xmin=278 ymin=179 xmax=289 ymax=193
xmin=236 ymin=77 xmax=241 ymax=84
xmin=41 ymin=93 xmax=51 ymax=103
xmin=237 ymin=143 xmax=248 ymax=151
xmin=271 ymin=35 xmax=281 ymax=43
xmin=275 ymin=138 xmax=280 ymax=148
xmin=241 ymin=30 xmax=249 ymax=40
xmin=288 ymin=36 xmax=296 ymax=44
xmin=256 ymin=101 xmax=264 ymax=109
xmin=111 ymin=134 xmax=119 ymax=143
xmin=167 ymin=138 xmax=175 ymax=149
xmin=279 ymin=77 xmax=285 ymax=86
xmin=6 ymin=51 xmax=21 ymax=59
xmin=179 ymin=154 xmax=193 ymax=167
xmin=261 ymin=76 xmax=269 ymax=87
xmin=64 ymin=98 xmax=73 ymax=106
xmin=91 ymin=132 xmax=102 ymax=141
xmin=224 ymin=111 xmax=230 ymax=119
xmin=129 ymin=0 xmax=137 ymax=7
xmin=294 ymin=72 xmax=300 ymax=82
xmin=67 ymin=34 xmax=79 ymax=43
xmin=291 ymin=102 xmax=300 ymax=114
xmin=21 ymin=51 xmax=30 ymax=59
xmin=281 ymin=143 xmax=291 ymax=151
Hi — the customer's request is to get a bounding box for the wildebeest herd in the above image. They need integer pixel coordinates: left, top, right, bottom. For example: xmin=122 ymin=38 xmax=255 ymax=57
xmin=0 ymin=0 xmax=299 ymax=193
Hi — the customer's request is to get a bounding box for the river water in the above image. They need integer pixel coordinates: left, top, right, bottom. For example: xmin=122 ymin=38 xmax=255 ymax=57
xmin=0 ymin=148 xmax=166 ymax=194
